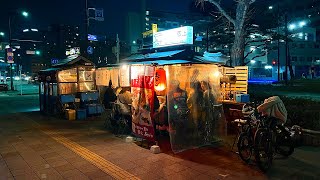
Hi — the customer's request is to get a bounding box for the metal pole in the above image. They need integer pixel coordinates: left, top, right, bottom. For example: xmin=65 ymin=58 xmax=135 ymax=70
xmin=9 ymin=15 xmax=14 ymax=91
xmin=85 ymin=0 xmax=89 ymax=57
xmin=116 ymin=34 xmax=120 ymax=64
xmin=277 ymin=4 xmax=280 ymax=82
xmin=285 ymin=14 xmax=288 ymax=85
xmin=20 ymin=69 xmax=22 ymax=95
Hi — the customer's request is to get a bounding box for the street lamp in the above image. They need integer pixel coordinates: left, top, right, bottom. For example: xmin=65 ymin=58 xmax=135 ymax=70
xmin=288 ymin=24 xmax=296 ymax=30
xmin=7 ymin=10 xmax=29 ymax=91
xmin=299 ymin=21 xmax=306 ymax=27
xmin=0 ymin=32 xmax=4 ymax=36
xmin=22 ymin=11 xmax=29 ymax=17
xmin=268 ymin=6 xmax=273 ymax=10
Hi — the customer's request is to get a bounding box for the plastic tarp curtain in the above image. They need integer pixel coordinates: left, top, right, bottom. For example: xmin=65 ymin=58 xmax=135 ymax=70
xmin=166 ymin=64 xmax=226 ymax=153
xmin=131 ymin=65 xmax=156 ymax=141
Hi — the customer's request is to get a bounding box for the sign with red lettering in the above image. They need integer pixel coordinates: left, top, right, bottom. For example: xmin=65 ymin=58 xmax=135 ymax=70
xmin=131 ymin=65 xmax=155 ymax=141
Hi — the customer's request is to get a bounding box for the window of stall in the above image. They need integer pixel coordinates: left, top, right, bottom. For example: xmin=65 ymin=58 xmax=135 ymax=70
xmin=78 ymin=66 xmax=95 ymax=92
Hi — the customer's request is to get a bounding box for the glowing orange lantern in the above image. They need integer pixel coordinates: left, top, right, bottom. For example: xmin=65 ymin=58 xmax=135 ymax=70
xmin=154 ymin=68 xmax=166 ymax=92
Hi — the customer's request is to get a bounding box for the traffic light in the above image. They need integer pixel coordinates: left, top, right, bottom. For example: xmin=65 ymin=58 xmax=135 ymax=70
xmin=272 ymin=60 xmax=276 ymax=65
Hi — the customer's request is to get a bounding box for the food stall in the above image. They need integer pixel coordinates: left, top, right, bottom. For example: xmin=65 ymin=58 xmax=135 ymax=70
xmin=97 ymin=26 xmax=248 ymax=153
xmin=39 ymin=56 xmax=103 ymax=119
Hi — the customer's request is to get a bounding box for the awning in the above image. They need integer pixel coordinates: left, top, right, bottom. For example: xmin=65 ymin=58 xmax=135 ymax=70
xmin=39 ymin=67 xmax=61 ymax=73
xmin=123 ymin=50 xmax=185 ymax=61
xmin=52 ymin=56 xmax=94 ymax=67
xmin=126 ymin=60 xmax=191 ymax=66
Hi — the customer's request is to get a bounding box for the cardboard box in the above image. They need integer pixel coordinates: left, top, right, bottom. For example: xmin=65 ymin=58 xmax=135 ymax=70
xmin=65 ymin=109 xmax=76 ymax=120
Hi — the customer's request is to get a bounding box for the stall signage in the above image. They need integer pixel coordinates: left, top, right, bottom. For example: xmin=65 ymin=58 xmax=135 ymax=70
xmin=66 ymin=47 xmax=80 ymax=56
xmin=153 ymin=26 xmax=193 ymax=48
xmin=131 ymin=65 xmax=156 ymax=141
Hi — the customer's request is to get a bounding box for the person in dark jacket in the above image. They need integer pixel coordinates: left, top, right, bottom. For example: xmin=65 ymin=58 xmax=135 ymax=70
xmin=104 ymin=80 xmax=117 ymax=109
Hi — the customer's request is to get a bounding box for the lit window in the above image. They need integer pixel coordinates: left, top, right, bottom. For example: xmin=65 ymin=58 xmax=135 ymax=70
xmin=146 ymin=11 xmax=149 ymax=15
xmin=146 ymin=17 xmax=149 ymax=21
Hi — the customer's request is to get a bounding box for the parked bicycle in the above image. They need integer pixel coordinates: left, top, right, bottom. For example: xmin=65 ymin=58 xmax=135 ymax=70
xmin=235 ymin=99 xmax=295 ymax=172
xmin=254 ymin=116 xmax=294 ymax=172
xmin=235 ymin=102 xmax=261 ymax=163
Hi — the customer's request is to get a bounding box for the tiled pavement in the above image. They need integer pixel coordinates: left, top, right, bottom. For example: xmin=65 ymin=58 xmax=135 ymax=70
xmin=0 ymin=112 xmax=319 ymax=180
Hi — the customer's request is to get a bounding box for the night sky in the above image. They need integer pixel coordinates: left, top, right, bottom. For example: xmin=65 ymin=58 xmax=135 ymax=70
xmin=0 ymin=0 xmax=194 ymax=39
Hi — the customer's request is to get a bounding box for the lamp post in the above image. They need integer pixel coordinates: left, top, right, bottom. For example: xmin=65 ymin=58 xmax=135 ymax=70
xmin=7 ymin=10 xmax=29 ymax=91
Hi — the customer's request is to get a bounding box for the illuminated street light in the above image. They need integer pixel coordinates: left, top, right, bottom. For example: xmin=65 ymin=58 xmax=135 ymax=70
xmin=22 ymin=11 xmax=29 ymax=17
xmin=299 ymin=21 xmax=306 ymax=27
xmin=0 ymin=32 xmax=4 ymax=36
xmin=250 ymin=60 xmax=256 ymax=64
xmin=265 ymin=65 xmax=272 ymax=69
xmin=289 ymin=24 xmax=296 ymax=30
xmin=268 ymin=6 xmax=273 ymax=10
xmin=35 ymin=50 xmax=41 ymax=55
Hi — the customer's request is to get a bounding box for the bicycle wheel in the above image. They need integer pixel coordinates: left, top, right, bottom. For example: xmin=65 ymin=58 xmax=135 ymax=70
xmin=237 ymin=132 xmax=253 ymax=163
xmin=254 ymin=128 xmax=273 ymax=172
xmin=275 ymin=128 xmax=294 ymax=157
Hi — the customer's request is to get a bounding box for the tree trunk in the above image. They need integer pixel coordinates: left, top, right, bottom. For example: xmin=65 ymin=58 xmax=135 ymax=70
xmin=231 ymin=29 xmax=245 ymax=66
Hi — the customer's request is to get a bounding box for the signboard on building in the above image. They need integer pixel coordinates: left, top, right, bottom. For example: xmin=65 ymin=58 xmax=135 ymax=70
xmin=152 ymin=24 xmax=158 ymax=34
xmin=51 ymin=58 xmax=59 ymax=65
xmin=153 ymin=26 xmax=193 ymax=49
xmin=66 ymin=47 xmax=80 ymax=56
xmin=88 ymin=34 xmax=98 ymax=41
xmin=26 ymin=50 xmax=36 ymax=55
xmin=95 ymin=9 xmax=104 ymax=21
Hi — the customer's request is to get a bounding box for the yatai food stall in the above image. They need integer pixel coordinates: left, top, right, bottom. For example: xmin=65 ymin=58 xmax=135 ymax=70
xmin=97 ymin=26 xmax=249 ymax=153
xmin=39 ymin=56 xmax=103 ymax=119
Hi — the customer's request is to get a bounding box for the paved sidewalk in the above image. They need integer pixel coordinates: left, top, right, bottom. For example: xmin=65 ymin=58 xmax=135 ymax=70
xmin=0 ymin=112 xmax=319 ymax=180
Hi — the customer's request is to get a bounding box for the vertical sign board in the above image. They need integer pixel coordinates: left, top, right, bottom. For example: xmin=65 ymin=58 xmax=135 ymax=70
xmin=153 ymin=26 xmax=193 ymax=49
xmin=131 ymin=65 xmax=155 ymax=141
xmin=7 ymin=48 xmax=14 ymax=64
xmin=95 ymin=9 xmax=104 ymax=21
xmin=152 ymin=24 xmax=158 ymax=34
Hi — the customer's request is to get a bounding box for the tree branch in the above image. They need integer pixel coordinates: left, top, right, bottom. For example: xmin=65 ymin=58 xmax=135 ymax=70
xmin=202 ymin=0 xmax=236 ymax=25
xmin=243 ymin=43 xmax=265 ymax=59
xmin=243 ymin=51 xmax=267 ymax=65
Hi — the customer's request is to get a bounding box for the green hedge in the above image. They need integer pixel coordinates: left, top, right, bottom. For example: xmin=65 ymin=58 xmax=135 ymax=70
xmin=249 ymin=92 xmax=320 ymax=131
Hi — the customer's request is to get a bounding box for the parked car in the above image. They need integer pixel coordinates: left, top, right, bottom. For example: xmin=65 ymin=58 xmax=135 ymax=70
xmin=0 ymin=83 xmax=8 ymax=91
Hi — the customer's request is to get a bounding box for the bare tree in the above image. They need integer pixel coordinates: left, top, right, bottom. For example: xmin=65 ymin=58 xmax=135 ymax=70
xmin=197 ymin=0 xmax=256 ymax=66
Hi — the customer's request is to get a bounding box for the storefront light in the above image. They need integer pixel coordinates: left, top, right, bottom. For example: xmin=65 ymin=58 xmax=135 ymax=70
xmin=265 ymin=65 xmax=272 ymax=69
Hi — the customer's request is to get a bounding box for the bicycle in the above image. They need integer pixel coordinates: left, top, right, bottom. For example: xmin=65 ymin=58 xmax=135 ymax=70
xmin=235 ymin=102 xmax=261 ymax=163
xmin=254 ymin=115 xmax=294 ymax=172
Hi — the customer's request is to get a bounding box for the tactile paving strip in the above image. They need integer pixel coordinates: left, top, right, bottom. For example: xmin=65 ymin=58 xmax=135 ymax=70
xmin=42 ymin=129 xmax=140 ymax=180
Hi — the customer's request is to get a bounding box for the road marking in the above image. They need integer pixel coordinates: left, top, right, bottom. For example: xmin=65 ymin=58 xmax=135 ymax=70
xmin=42 ymin=129 xmax=140 ymax=180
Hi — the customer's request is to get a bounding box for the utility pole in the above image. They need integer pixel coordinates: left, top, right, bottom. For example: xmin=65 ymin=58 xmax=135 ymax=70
xmin=85 ymin=0 xmax=89 ymax=57
xmin=285 ymin=14 xmax=288 ymax=85
xmin=8 ymin=15 xmax=14 ymax=91
xmin=277 ymin=3 xmax=280 ymax=82
xmin=116 ymin=34 xmax=120 ymax=64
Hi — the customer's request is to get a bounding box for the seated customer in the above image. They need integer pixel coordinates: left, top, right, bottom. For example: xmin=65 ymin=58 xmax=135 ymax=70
xmin=117 ymin=88 xmax=132 ymax=122
xmin=103 ymin=80 xmax=117 ymax=109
